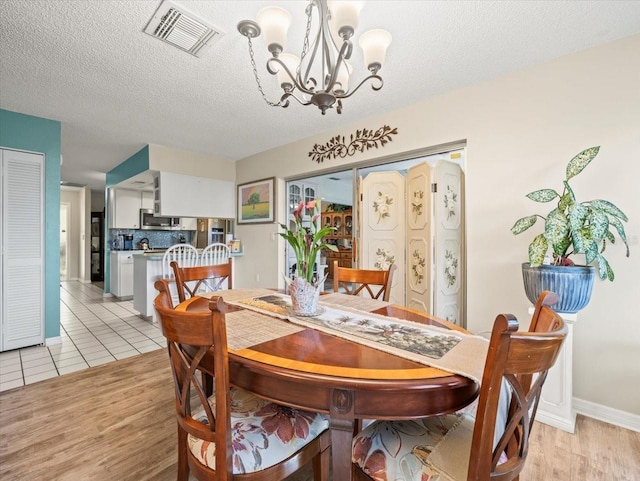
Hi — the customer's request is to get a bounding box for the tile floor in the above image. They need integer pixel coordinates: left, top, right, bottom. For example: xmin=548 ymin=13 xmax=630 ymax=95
xmin=0 ymin=280 xmax=164 ymax=393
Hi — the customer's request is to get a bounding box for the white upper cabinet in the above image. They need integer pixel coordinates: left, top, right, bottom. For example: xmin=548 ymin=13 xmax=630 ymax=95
xmin=109 ymin=189 xmax=154 ymax=229
xmin=153 ymin=172 xmax=234 ymax=219
xmin=180 ymin=218 xmax=197 ymax=230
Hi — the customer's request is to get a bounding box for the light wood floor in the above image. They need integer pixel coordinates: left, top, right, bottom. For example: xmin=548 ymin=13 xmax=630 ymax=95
xmin=0 ymin=350 xmax=637 ymax=481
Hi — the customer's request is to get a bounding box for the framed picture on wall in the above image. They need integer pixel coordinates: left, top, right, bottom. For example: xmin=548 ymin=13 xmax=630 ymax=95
xmin=237 ymin=177 xmax=276 ymax=224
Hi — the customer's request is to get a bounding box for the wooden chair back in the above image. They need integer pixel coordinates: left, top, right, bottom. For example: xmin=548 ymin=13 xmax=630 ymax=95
xmin=333 ymin=261 xmax=396 ymax=302
xmin=161 ymin=243 xmax=199 ymax=278
xmin=171 ymin=259 xmax=233 ymax=304
xmin=529 ymin=290 xmax=562 ymax=333
xmin=201 ymin=243 xmax=230 ymax=266
xmin=154 ymin=278 xmax=175 ymax=309
xmin=153 ymin=290 xmax=330 ymax=481
xmin=154 ymin=292 xmax=233 ymax=479
xmin=467 ymin=309 xmax=567 ymax=480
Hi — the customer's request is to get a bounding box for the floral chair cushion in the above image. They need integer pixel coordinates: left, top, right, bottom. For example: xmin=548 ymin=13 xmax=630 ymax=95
xmin=189 ymin=387 xmax=329 ymax=474
xmin=352 ymin=382 xmax=512 ymax=481
xmin=352 ymin=415 xmax=463 ymax=481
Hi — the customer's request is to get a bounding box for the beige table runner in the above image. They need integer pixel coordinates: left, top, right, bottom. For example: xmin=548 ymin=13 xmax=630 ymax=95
xmin=203 ymin=290 xmax=489 ymax=384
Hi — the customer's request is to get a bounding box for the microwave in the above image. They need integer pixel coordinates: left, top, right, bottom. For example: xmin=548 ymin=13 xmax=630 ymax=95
xmin=140 ymin=209 xmax=180 ymax=230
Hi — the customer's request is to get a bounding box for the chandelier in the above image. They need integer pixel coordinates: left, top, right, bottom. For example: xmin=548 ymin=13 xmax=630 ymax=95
xmin=237 ymin=1 xmax=392 ymax=115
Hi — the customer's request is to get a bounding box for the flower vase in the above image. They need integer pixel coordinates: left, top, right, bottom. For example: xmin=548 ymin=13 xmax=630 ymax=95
xmin=287 ymin=276 xmax=322 ymax=316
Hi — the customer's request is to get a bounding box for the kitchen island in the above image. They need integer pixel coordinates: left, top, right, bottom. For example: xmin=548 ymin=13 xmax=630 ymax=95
xmin=133 ymin=249 xmax=242 ymax=319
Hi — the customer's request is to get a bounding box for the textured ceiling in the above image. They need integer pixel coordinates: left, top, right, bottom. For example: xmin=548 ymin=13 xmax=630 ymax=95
xmin=1 ymin=0 xmax=639 ymax=192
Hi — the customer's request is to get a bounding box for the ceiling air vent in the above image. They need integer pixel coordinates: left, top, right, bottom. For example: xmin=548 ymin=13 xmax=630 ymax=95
xmin=144 ymin=0 xmax=224 ymax=57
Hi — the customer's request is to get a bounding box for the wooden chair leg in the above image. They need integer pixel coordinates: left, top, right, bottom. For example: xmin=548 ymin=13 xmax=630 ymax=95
xmin=312 ymin=432 xmax=331 ymax=481
xmin=177 ymin=423 xmax=189 ymax=481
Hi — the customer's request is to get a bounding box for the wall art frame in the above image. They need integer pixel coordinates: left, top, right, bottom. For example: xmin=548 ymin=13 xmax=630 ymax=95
xmin=237 ymin=177 xmax=276 ymax=224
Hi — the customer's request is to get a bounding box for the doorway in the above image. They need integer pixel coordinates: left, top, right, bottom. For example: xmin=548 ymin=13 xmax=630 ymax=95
xmin=284 ymin=144 xmax=466 ymax=325
xmin=60 ymin=202 xmax=70 ymax=279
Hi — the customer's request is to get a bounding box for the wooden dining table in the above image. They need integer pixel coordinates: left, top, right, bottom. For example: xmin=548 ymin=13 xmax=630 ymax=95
xmin=176 ymin=293 xmax=479 ymax=481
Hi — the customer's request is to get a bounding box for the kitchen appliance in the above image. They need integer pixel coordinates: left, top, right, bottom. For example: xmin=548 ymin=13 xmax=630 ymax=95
xmin=140 ymin=209 xmax=180 ymax=230
xmin=123 ymin=234 xmax=134 ymax=250
xmin=195 ymin=218 xmax=232 ymax=248
xmin=138 ymin=238 xmax=150 ymax=251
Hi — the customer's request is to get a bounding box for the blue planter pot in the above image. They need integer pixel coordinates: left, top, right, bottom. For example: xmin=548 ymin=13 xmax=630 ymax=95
xmin=521 ymin=262 xmax=595 ymax=313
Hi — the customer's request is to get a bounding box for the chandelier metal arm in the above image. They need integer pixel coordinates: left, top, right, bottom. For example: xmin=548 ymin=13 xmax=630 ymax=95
xmin=266 ymin=57 xmax=315 ymax=96
xmin=282 ymin=90 xmax=315 ymax=107
xmin=337 ymin=74 xmax=384 ymax=99
xmin=323 ymin=39 xmax=352 ymax=94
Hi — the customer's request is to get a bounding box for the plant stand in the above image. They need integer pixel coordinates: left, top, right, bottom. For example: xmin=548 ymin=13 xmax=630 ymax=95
xmin=529 ymin=306 xmax=577 ymax=433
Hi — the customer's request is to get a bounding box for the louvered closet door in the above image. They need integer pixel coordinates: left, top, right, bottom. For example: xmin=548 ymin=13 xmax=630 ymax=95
xmin=1 ymin=149 xmax=44 ymax=351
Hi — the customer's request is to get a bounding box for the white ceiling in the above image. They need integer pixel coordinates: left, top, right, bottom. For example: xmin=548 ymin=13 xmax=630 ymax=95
xmin=1 ymin=1 xmax=639 ymax=192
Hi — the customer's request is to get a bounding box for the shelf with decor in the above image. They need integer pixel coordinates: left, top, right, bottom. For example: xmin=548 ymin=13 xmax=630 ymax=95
xmin=322 ymin=210 xmax=352 ymax=239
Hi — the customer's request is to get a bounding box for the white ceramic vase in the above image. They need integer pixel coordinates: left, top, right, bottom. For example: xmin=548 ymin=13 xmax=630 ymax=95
xmin=286 ymin=276 xmax=322 ymax=316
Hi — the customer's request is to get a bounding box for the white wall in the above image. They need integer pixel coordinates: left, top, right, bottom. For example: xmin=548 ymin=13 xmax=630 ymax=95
xmin=234 ymin=35 xmax=640 ymax=416
xmin=91 ymin=190 xmax=105 ymax=212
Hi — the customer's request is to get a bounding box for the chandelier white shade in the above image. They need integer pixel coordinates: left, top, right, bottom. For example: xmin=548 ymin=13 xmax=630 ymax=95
xmin=238 ymin=0 xmax=391 ymax=115
xmin=256 ymin=7 xmax=292 ymax=54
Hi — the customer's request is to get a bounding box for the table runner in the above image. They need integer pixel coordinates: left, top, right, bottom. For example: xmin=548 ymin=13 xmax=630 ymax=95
xmin=199 ymin=289 xmax=489 ymax=384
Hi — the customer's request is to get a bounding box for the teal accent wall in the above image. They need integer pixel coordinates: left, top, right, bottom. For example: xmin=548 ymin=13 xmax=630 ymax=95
xmin=104 ymin=145 xmax=150 ymax=292
xmin=105 ymin=145 xmax=150 ymax=187
xmin=0 ymin=109 xmax=62 ymax=340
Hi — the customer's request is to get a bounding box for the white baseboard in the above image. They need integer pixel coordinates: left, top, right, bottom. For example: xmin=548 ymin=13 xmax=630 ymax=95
xmin=574 ymin=397 xmax=640 ymax=433
xmin=45 ymin=336 xmax=62 ymax=346
xmin=536 ymin=410 xmax=576 ymax=433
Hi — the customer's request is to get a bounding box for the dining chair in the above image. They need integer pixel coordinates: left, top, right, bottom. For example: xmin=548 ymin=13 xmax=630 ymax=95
xmin=162 ymin=243 xmax=199 ymax=278
xmin=153 ymin=292 xmax=331 ymax=481
xmin=351 ymin=305 xmax=567 ymax=481
xmin=333 ymin=261 xmax=396 ymax=301
xmin=154 ymin=278 xmax=175 ymax=309
xmin=201 ymin=242 xmax=231 ymax=266
xmin=171 ymin=259 xmax=232 ymax=304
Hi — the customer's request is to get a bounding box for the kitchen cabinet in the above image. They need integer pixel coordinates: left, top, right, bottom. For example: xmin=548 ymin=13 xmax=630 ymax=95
xmin=180 ymin=217 xmax=197 ymax=230
xmin=286 ymin=181 xmax=318 ymax=278
xmin=321 ymin=210 xmax=353 ymax=238
xmin=110 ymin=250 xmax=143 ymax=299
xmin=326 ymin=249 xmax=353 ymax=278
xmin=109 ymin=189 xmax=144 ymax=229
xmin=153 ymin=172 xmax=234 ymax=218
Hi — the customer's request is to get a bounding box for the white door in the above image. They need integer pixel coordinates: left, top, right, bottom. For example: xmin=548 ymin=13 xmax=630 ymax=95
xmin=405 ymin=163 xmax=432 ymax=312
xmin=60 ymin=202 xmax=70 ymax=279
xmin=359 ymin=171 xmax=405 ymax=304
xmin=433 ymin=159 xmax=465 ymax=325
xmin=1 ymin=149 xmax=44 ymax=351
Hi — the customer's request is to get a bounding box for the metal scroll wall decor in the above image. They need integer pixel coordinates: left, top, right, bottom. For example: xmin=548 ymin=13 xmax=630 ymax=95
xmin=309 ymin=125 xmax=398 ymax=164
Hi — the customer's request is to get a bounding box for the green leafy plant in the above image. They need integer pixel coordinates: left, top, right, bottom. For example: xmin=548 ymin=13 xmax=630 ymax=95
xmin=280 ymin=200 xmax=338 ymax=283
xmin=511 ymin=146 xmax=629 ymax=280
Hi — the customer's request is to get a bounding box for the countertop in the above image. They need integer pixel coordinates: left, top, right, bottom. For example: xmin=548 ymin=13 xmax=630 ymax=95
xmin=136 ymin=250 xmax=243 ymax=261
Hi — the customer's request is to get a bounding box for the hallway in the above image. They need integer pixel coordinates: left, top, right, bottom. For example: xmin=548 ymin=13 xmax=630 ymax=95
xmin=0 ymin=281 xmax=163 ymax=392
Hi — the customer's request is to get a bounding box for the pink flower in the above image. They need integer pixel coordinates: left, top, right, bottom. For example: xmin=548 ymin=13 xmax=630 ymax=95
xmin=293 ymin=201 xmax=304 ymax=219
xmin=306 ymin=199 xmax=317 ymax=210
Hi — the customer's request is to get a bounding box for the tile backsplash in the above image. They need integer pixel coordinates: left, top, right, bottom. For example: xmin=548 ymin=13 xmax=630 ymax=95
xmin=109 ymin=229 xmax=194 ymax=250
